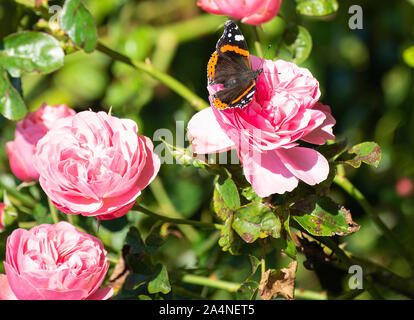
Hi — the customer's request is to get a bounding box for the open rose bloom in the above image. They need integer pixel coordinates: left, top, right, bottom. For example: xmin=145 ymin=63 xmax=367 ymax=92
xmin=197 ymin=0 xmax=282 ymax=25
xmin=6 ymin=103 xmax=76 ymax=182
xmin=33 ymin=111 xmax=161 ymax=220
xmin=0 ymin=222 xmax=112 ymax=300
xmin=188 ymin=56 xmax=336 ymax=197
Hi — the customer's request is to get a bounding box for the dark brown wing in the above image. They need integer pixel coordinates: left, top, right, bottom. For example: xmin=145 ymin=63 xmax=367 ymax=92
xmin=213 ymin=80 xmax=257 ymax=109
xmin=208 ymin=20 xmax=252 ymax=85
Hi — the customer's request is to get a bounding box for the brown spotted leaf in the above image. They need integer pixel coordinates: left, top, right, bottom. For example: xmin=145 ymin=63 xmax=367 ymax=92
xmin=232 ymin=203 xmax=281 ymax=243
xmin=338 ymin=141 xmax=381 ymax=168
xmin=259 ymin=261 xmax=298 ymax=300
xmin=292 ymin=196 xmax=359 ymax=237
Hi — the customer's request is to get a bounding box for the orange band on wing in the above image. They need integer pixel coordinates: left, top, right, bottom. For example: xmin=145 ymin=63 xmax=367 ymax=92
xmin=213 ymin=97 xmax=228 ymax=109
xmin=207 ymin=51 xmax=218 ymax=79
xmin=220 ymin=44 xmax=249 ymax=57
xmin=231 ymin=82 xmax=255 ymax=104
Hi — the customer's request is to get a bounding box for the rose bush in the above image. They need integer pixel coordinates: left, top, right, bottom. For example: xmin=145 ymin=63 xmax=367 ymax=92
xmin=187 ymin=55 xmax=336 ymax=197
xmin=0 ymin=221 xmax=112 ymax=300
xmin=197 ymin=0 xmax=282 ymax=25
xmin=6 ymin=103 xmax=76 ymax=182
xmin=33 ymin=110 xmax=161 ymax=220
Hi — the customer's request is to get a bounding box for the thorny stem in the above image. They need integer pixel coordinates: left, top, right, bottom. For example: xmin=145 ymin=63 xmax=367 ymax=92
xmin=133 ymin=203 xmax=222 ymax=230
xmin=334 ymin=172 xmax=414 ymax=273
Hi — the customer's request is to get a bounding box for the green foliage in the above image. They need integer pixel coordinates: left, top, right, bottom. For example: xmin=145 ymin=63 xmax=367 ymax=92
xmin=232 ymin=203 xmax=281 ymax=243
xmin=60 ymin=0 xmax=98 ymax=53
xmin=337 ymin=142 xmax=382 ymax=168
xmin=292 ymin=196 xmax=359 ymax=237
xmin=0 ymin=32 xmax=64 ymax=77
xmin=0 ymin=0 xmax=413 ymax=301
xmin=0 ymin=69 xmax=27 ymax=120
xmin=296 ymin=0 xmax=339 ymax=17
xmin=283 ymin=25 xmax=312 ymax=65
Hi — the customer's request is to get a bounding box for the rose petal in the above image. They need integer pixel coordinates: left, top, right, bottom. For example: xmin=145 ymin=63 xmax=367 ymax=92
xmin=301 ymin=103 xmax=336 ymax=145
xmin=240 ymin=149 xmax=299 ymax=197
xmin=276 ymin=147 xmax=329 ymax=185
xmin=0 ymin=274 xmax=17 ymax=300
xmin=187 ymin=107 xmax=235 ymax=154
xmin=86 ymin=287 xmax=114 ymax=300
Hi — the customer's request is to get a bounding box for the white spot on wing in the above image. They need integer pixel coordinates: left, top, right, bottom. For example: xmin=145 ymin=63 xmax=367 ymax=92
xmin=235 ymin=35 xmax=244 ymax=41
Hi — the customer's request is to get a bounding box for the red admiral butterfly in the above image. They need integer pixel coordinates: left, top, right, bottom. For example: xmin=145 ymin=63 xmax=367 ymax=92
xmin=207 ymin=20 xmax=263 ymax=110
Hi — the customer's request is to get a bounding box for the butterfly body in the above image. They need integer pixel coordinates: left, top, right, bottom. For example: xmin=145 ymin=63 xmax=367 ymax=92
xmin=207 ymin=20 xmax=262 ymax=110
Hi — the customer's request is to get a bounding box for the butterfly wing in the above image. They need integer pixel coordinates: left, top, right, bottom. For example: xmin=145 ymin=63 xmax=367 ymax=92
xmin=207 ymin=21 xmax=252 ymax=85
xmin=213 ymin=80 xmax=257 ymax=109
xmin=208 ymin=20 xmax=258 ymax=110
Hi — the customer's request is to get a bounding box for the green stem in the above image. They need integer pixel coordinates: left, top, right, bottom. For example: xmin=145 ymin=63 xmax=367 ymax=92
xmin=48 ymin=197 xmax=59 ymax=224
xmin=316 ymin=236 xmax=385 ymax=299
xmin=181 ymin=274 xmax=241 ymax=292
xmin=96 ymin=42 xmax=209 ymax=111
xmin=133 ymin=203 xmax=222 ymax=230
xmin=0 ymin=180 xmax=35 ymax=209
xmin=335 ymin=289 xmax=365 ymax=300
xmin=148 ymin=177 xmax=203 ymax=243
xmin=181 ymin=273 xmax=327 ymax=300
xmin=334 ymin=174 xmax=414 ymax=272
xmin=295 ymin=289 xmax=327 ymax=300
xmin=18 ymin=221 xmax=37 ymax=229
xmin=261 ymin=239 xmax=266 ymax=277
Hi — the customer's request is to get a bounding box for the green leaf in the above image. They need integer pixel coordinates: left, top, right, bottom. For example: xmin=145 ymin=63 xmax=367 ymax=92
xmin=232 ymin=203 xmax=281 ymax=243
xmin=338 ymin=141 xmax=382 ymax=168
xmin=0 ymin=68 xmax=27 ymax=120
xmin=241 ymin=186 xmax=262 ymax=203
xmin=218 ymin=214 xmax=241 ymax=255
xmin=60 ymin=0 xmax=98 ymax=53
xmin=236 ymin=280 xmax=259 ymax=300
xmin=162 ymin=139 xmax=209 ymax=168
xmin=125 ymin=226 xmax=146 ymax=254
xmin=147 ymin=264 xmax=171 ymax=295
xmin=0 ymin=32 xmax=64 ymax=77
xmin=144 ymin=229 xmax=165 ymax=255
xmin=281 ymin=212 xmax=297 ymax=259
xmin=296 ymin=0 xmax=339 ymax=17
xmin=292 ymin=196 xmax=359 ymax=236
xmin=284 ymin=25 xmax=312 ymax=65
xmin=213 ymin=188 xmax=232 ymax=221
xmin=215 ymin=175 xmax=240 ymax=212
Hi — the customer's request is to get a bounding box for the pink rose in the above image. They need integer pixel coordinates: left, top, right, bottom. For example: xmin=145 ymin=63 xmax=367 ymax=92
xmin=187 ymin=56 xmax=336 ymax=197
xmin=197 ymin=0 xmax=282 ymax=25
xmin=33 ymin=111 xmax=161 ymax=220
xmin=0 ymin=203 xmax=5 ymax=231
xmin=6 ymin=103 xmax=76 ymax=182
xmin=1 ymin=222 xmax=113 ymax=300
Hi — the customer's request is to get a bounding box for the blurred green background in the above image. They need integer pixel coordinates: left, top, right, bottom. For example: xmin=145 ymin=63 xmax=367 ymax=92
xmin=1 ymin=0 xmax=414 ymax=299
